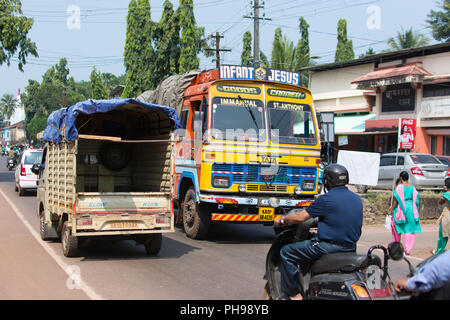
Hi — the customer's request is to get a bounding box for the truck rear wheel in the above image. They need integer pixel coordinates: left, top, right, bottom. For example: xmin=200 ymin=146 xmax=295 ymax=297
xmin=62 ymin=221 xmax=78 ymax=257
xmin=144 ymin=234 xmax=162 ymax=256
xmin=40 ymin=213 xmax=58 ymax=241
xmin=183 ymin=187 xmax=210 ymax=240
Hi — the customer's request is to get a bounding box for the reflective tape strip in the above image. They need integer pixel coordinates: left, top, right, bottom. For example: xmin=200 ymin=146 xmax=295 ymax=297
xmin=212 ymin=171 xmax=248 ymax=175
xmin=212 ymin=214 xmax=282 ymax=222
xmin=288 ymin=174 xmax=316 ymax=177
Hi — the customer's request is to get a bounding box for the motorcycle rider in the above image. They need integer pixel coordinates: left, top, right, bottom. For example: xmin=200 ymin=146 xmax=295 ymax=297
xmin=276 ymin=164 xmax=363 ymax=300
xmin=394 ymin=250 xmax=450 ymax=299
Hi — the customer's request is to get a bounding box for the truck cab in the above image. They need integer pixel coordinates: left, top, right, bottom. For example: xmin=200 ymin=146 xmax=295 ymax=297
xmin=173 ymin=66 xmax=321 ymax=239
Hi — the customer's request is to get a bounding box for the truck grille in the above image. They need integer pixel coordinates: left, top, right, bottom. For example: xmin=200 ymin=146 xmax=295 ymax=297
xmin=212 ymin=163 xmax=316 ymax=186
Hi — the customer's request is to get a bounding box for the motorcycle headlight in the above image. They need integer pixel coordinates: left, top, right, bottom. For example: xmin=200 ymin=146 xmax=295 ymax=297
xmin=213 ymin=176 xmax=230 ymax=188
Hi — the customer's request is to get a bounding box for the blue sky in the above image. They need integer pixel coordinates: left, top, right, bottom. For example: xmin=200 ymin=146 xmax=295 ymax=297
xmin=0 ymin=0 xmax=441 ymax=98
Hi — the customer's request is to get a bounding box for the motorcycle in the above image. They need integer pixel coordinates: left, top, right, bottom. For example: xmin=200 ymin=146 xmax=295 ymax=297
xmin=263 ymin=207 xmax=405 ymax=300
xmin=7 ymin=158 xmax=16 ymax=171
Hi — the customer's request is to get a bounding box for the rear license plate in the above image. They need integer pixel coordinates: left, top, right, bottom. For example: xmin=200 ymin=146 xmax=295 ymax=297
xmin=110 ymin=222 xmax=139 ymax=229
xmin=258 ymin=207 xmax=274 ymax=221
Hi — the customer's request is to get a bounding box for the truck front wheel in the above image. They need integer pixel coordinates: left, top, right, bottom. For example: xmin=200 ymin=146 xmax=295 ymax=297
xmin=144 ymin=234 xmax=162 ymax=256
xmin=183 ymin=187 xmax=210 ymax=240
xmin=62 ymin=221 xmax=78 ymax=257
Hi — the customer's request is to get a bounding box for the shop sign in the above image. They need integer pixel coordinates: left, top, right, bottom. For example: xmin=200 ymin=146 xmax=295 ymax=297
xmin=421 ymin=97 xmax=450 ymax=119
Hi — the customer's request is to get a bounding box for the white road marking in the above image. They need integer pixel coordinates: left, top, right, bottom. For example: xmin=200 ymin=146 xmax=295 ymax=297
xmin=0 ymin=189 xmax=104 ymax=300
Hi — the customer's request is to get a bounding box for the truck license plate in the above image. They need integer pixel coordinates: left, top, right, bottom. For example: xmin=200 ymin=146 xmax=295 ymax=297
xmin=110 ymin=222 xmax=139 ymax=229
xmin=258 ymin=207 xmax=274 ymax=221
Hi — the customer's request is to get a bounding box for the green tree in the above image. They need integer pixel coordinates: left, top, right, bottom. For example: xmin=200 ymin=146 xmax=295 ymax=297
xmin=295 ymin=17 xmax=311 ymax=70
xmin=271 ymin=28 xmax=296 ymax=71
xmin=358 ymin=47 xmax=376 ymax=58
xmin=241 ymin=31 xmax=253 ymax=66
xmin=26 ymin=113 xmax=47 ymax=143
xmin=335 ymin=19 xmax=355 ymax=63
xmin=427 ymin=0 xmax=450 ymax=42
xmin=178 ymin=0 xmax=204 ymax=73
xmin=90 ymin=67 xmax=109 ymax=100
xmin=388 ymin=28 xmax=430 ymax=51
xmin=295 ymin=17 xmax=318 ymax=87
xmin=0 ymin=93 xmax=16 ymax=121
xmin=0 ymin=0 xmax=38 ymax=71
xmin=54 ymin=58 xmax=70 ymax=86
xmin=123 ymin=0 xmax=155 ymax=97
xmin=20 ymin=58 xmax=93 ymax=140
xmin=153 ymin=0 xmax=181 ymax=83
xmin=259 ymin=51 xmax=269 ymax=68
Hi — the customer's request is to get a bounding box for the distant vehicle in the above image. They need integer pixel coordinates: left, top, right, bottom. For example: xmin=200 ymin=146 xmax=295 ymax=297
xmin=376 ymin=152 xmax=448 ymax=190
xmin=435 ymin=155 xmax=450 ymax=177
xmin=14 ymin=149 xmax=43 ymax=196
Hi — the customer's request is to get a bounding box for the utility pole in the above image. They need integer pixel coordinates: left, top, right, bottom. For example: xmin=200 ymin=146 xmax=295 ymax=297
xmin=205 ymin=32 xmax=231 ymax=69
xmin=244 ymin=0 xmax=271 ymax=67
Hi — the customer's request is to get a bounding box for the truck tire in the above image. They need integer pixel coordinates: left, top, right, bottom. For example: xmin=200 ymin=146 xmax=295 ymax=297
xmin=100 ymin=143 xmax=130 ymax=171
xmin=183 ymin=187 xmax=210 ymax=240
xmin=40 ymin=213 xmax=58 ymax=241
xmin=61 ymin=221 xmax=78 ymax=257
xmin=144 ymin=234 xmax=162 ymax=256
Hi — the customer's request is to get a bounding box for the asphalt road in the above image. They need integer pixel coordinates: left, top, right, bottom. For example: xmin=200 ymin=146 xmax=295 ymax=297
xmin=0 ymin=156 xmax=440 ymax=300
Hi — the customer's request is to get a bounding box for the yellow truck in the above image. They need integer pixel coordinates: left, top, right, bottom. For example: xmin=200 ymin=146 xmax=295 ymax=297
xmin=33 ymin=99 xmax=180 ymax=257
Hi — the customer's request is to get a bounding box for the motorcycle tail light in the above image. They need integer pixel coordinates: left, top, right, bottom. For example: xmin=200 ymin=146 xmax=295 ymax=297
xmin=351 ymin=284 xmax=370 ymax=298
xmin=368 ymin=287 xmax=393 ymax=298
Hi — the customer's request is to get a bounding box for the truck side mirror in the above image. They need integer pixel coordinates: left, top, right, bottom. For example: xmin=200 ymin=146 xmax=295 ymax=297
xmin=31 ymin=164 xmax=41 ymax=175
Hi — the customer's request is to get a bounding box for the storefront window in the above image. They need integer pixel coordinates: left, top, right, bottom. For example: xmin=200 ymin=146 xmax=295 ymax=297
xmin=444 ymin=136 xmax=450 ymax=156
xmin=382 ymin=84 xmax=415 ymax=112
xmin=423 ymin=83 xmax=450 ymax=98
xmin=431 ymin=136 xmax=437 ymax=155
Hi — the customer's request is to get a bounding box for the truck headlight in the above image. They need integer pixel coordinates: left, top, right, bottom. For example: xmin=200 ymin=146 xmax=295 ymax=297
xmin=302 ymin=179 xmax=315 ymax=191
xmin=294 ymin=186 xmax=302 ymax=195
xmin=268 ymin=197 xmax=280 ymax=208
xmin=238 ymin=184 xmax=246 ymax=192
xmin=213 ymin=176 xmax=230 ymax=188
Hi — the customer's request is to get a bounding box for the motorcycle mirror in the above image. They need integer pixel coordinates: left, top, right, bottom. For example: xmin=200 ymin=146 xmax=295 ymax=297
xmin=388 ymin=242 xmax=404 ymax=261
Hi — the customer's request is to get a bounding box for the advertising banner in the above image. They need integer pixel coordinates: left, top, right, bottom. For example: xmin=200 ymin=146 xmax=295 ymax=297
xmin=398 ymin=118 xmax=416 ymax=150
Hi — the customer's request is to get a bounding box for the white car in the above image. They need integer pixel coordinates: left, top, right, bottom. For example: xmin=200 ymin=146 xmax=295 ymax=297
xmin=14 ymin=149 xmax=43 ymax=196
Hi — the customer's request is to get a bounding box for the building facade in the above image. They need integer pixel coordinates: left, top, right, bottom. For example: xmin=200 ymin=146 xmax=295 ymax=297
xmin=305 ymin=42 xmax=450 ymax=157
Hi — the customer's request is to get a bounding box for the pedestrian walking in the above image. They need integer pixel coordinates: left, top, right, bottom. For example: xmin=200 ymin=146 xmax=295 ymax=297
xmin=387 ymin=171 xmax=421 ymax=255
xmin=435 ymin=178 xmax=450 ymax=254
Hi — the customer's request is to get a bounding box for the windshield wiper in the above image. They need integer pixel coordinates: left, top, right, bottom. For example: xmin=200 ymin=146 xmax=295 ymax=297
xmin=237 ymin=95 xmax=259 ymax=132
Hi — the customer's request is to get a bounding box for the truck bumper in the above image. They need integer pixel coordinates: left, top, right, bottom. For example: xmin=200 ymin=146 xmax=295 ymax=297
xmin=199 ymin=193 xmax=314 ymax=224
xmin=199 ymin=193 xmax=314 ymax=207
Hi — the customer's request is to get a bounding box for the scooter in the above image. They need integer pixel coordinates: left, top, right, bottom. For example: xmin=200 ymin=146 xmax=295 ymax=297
xmin=263 ymin=208 xmax=405 ymax=300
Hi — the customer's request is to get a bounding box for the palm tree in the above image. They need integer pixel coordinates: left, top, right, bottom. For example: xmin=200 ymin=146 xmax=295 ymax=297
xmin=0 ymin=93 xmax=17 ymax=123
xmin=387 ymin=28 xmax=430 ymax=51
xmin=271 ymin=28 xmax=297 ymax=71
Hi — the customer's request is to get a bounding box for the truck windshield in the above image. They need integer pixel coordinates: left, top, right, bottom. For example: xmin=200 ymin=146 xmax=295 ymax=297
xmin=211 ymin=97 xmax=265 ymax=141
xmin=268 ymin=101 xmax=317 ymax=145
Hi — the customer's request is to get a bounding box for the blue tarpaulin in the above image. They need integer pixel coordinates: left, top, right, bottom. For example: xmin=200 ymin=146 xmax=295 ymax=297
xmin=41 ymin=98 xmax=181 ymax=143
